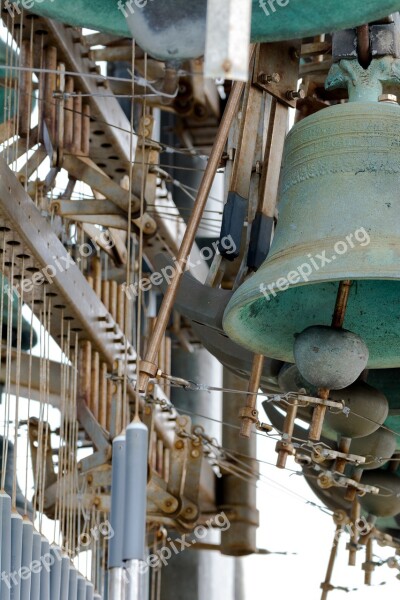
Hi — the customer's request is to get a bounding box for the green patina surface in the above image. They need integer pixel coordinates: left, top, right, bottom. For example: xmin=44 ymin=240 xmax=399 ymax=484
xmin=21 ymin=0 xmax=400 ymax=46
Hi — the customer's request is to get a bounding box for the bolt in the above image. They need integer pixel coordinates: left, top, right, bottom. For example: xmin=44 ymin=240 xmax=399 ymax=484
xmin=93 ymin=497 xmax=101 ymax=507
xmin=185 ymin=507 xmax=193 ymax=514
xmin=379 ymin=94 xmax=398 ymax=104
xmin=165 ymin=500 xmax=172 ymax=508
xmin=286 ymin=89 xmax=306 ymax=101
xmin=222 ymin=59 xmax=232 ymax=73
xmin=258 ymin=72 xmax=281 ymax=85
xmin=175 ymin=440 xmax=184 ymax=450
xmin=191 ymin=449 xmax=200 ymax=459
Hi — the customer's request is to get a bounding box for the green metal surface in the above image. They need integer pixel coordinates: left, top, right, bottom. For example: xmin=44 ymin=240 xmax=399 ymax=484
xmin=23 ymin=0 xmax=400 ymax=57
xmin=223 ymin=72 xmax=400 ymax=368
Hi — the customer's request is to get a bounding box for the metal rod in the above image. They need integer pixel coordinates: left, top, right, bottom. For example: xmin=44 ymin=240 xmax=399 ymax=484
xmin=240 ymin=354 xmax=264 ymax=438
xmin=138 ymin=69 xmax=250 ymax=391
xmin=43 ymin=46 xmax=57 ymax=142
xmin=310 ymin=280 xmax=352 ymax=441
xmin=331 ymin=280 xmax=352 ymax=329
xmin=320 ymin=525 xmax=342 ymax=600
xmin=18 ymin=40 xmax=33 ymax=138
xmin=357 ymin=25 xmax=371 ymax=69
xmin=276 ymin=400 xmax=298 ymax=469
xmin=348 ymin=499 xmax=360 ymax=567
xmin=334 ymin=436 xmax=352 ymax=474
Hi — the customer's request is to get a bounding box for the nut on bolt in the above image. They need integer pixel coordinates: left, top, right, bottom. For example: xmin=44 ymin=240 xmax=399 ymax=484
xmin=258 ymin=72 xmax=281 ymax=85
xmin=379 ymin=94 xmax=398 ymax=104
xmin=286 ymin=89 xmax=306 ymax=101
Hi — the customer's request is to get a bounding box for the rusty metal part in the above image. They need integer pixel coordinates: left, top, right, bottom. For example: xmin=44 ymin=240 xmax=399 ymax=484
xmin=276 ymin=399 xmax=298 ymax=469
xmin=334 ymin=436 xmax=352 ymax=475
xmin=320 ymin=525 xmax=342 ymax=600
xmin=138 ymin=69 xmax=249 ymax=391
xmin=348 ymin=500 xmax=360 ymax=567
xmin=43 ymin=46 xmax=58 ymax=143
xmin=357 ymin=25 xmax=371 ymax=69
xmin=18 ymin=40 xmax=33 ymax=138
xmin=362 ymin=536 xmax=375 ymax=585
xmin=309 ymin=280 xmax=352 ymax=441
xmin=332 ymin=280 xmax=352 ymax=329
xmin=309 ymin=387 xmax=330 ymax=442
xmin=254 ymin=41 xmax=302 ymax=108
xmin=239 ymin=354 xmax=264 ymax=438
xmin=62 ymin=154 xmax=141 ymax=214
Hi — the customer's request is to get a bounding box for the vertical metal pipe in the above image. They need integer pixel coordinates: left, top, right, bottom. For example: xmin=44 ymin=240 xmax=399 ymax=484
xmin=50 ymin=545 xmax=63 ymax=600
xmin=20 ymin=519 xmax=33 ymax=600
xmin=64 ymin=78 xmax=74 ymax=151
xmin=77 ymin=575 xmax=86 ymax=600
xmin=108 ymin=434 xmax=126 ymax=600
xmin=1 ymin=492 xmax=12 ymax=600
xmin=10 ymin=511 xmax=23 ymax=600
xmin=40 ymin=538 xmax=50 ymax=600
xmin=72 ymin=93 xmax=83 ymax=155
xmin=60 ymin=555 xmax=70 ymax=600
xmin=81 ymin=104 xmax=91 ymax=157
xmin=123 ymin=421 xmax=148 ymax=562
xmin=68 ymin=566 xmax=77 ymax=600
xmin=86 ymin=581 xmax=94 ymax=600
xmin=125 ymin=560 xmax=141 ymax=600
xmin=109 ymin=569 xmax=126 ymax=600
xmin=43 ymin=46 xmax=57 ymax=141
xmin=123 ymin=421 xmax=148 ymax=599
xmin=18 ymin=40 xmax=33 ymax=137
xmin=30 ymin=530 xmax=42 ymax=600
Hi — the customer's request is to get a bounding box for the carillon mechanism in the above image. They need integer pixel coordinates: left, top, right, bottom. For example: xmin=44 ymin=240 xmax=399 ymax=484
xmin=1 ymin=2 xmax=400 ymax=600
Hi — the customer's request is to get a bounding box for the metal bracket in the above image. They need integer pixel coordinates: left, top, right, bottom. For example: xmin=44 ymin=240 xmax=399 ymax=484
xmin=253 ymin=41 xmax=302 ymax=108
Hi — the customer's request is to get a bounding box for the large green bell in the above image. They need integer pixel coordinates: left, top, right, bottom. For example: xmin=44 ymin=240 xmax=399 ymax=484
xmin=223 ymin=58 xmax=400 ymax=369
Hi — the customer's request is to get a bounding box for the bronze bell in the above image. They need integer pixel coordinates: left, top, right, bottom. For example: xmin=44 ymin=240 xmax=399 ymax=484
xmin=223 ymin=58 xmax=400 ymax=368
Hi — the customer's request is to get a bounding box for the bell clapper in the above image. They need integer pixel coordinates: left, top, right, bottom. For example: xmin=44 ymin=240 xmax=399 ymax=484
xmin=309 ymin=280 xmax=352 ymax=442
